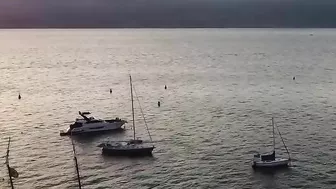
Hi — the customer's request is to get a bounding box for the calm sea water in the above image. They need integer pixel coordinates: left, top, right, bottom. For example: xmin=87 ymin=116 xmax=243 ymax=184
xmin=0 ymin=29 xmax=336 ymax=189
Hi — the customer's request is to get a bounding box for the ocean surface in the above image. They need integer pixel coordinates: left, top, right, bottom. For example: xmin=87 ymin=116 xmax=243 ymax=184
xmin=0 ymin=29 xmax=335 ymax=189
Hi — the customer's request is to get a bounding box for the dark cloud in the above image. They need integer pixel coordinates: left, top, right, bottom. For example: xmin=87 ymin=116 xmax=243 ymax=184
xmin=1 ymin=0 xmax=336 ymax=28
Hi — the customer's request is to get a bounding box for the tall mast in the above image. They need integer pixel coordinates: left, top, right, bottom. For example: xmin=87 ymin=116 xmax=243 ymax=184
xmin=272 ymin=117 xmax=275 ymax=152
xmin=130 ymin=75 xmax=136 ymax=140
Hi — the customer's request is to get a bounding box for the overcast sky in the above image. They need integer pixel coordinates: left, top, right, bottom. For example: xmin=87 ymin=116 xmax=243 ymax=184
xmin=1 ymin=0 xmax=336 ymax=28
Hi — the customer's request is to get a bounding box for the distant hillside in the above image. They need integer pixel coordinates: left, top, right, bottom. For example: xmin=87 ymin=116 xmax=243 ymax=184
xmin=1 ymin=0 xmax=336 ymax=28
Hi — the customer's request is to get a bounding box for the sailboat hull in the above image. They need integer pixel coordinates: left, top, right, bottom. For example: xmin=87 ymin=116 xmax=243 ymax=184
xmin=102 ymin=146 xmax=154 ymax=157
xmin=252 ymin=158 xmax=289 ymax=168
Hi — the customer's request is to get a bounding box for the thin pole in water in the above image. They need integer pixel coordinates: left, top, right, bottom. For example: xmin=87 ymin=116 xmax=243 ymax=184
xmin=71 ymin=132 xmax=82 ymax=189
xmin=6 ymin=137 xmax=14 ymax=189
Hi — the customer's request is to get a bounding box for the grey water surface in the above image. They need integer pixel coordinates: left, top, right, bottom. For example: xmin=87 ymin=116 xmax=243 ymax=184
xmin=0 ymin=29 xmax=335 ymax=189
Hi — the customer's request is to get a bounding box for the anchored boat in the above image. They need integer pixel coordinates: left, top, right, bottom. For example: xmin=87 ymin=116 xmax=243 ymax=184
xmin=60 ymin=111 xmax=127 ymax=136
xmin=252 ymin=117 xmax=291 ymax=169
xmin=99 ymin=75 xmax=155 ymax=157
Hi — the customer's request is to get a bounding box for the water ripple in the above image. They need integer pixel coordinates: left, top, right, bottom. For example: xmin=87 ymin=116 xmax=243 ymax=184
xmin=0 ymin=29 xmax=335 ymax=188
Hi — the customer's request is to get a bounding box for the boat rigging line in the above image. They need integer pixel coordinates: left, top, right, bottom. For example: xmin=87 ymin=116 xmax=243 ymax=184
xmin=275 ymin=122 xmax=291 ymax=160
xmin=133 ymin=85 xmax=153 ymax=142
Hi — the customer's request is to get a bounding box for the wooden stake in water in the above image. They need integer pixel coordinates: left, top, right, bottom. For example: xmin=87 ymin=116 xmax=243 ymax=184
xmin=6 ymin=137 xmax=14 ymax=189
xmin=71 ymin=132 xmax=82 ymax=189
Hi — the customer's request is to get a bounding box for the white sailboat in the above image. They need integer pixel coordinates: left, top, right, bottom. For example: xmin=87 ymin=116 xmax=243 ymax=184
xmin=99 ymin=75 xmax=155 ymax=156
xmin=252 ymin=117 xmax=291 ymax=168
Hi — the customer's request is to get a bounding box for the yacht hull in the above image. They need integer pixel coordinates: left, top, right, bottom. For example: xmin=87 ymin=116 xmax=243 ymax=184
xmin=60 ymin=121 xmax=125 ymax=136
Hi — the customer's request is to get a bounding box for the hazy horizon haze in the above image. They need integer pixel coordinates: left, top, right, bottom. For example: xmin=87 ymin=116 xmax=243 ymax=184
xmin=1 ymin=0 xmax=336 ymax=28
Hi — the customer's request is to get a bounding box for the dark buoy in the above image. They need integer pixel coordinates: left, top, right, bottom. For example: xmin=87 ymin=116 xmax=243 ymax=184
xmin=158 ymin=101 xmax=160 ymax=107
xmin=293 ymin=76 xmax=295 ymax=80
xmin=18 ymin=93 xmax=21 ymax=100
xmin=164 ymin=85 xmax=167 ymax=90
xmin=110 ymin=89 xmax=112 ymax=94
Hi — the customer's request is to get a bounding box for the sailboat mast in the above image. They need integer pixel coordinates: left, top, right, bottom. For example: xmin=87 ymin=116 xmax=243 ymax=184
xmin=130 ymin=75 xmax=136 ymax=140
xmin=272 ymin=117 xmax=275 ymax=152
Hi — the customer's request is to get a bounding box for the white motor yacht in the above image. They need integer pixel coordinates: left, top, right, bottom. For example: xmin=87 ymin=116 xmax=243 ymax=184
xmin=60 ymin=111 xmax=127 ymax=136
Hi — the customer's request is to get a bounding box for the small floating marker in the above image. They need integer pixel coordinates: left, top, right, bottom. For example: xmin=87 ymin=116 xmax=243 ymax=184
xmin=158 ymin=101 xmax=161 ymax=107
xmin=110 ymin=89 xmax=112 ymax=94
xmin=293 ymin=76 xmax=295 ymax=80
xmin=164 ymin=85 xmax=167 ymax=90
xmin=18 ymin=93 xmax=21 ymax=100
